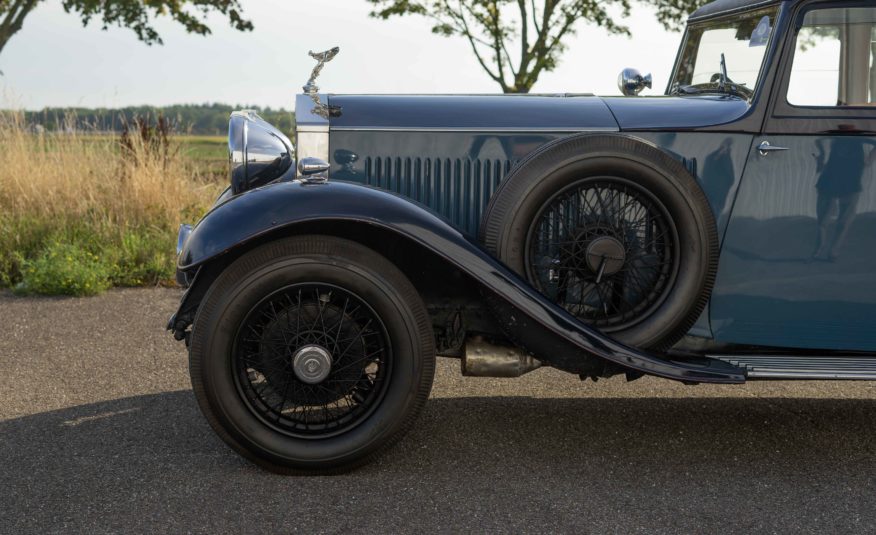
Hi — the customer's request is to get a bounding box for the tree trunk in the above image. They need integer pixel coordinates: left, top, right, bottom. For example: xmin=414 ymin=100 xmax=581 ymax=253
xmin=0 ymin=32 xmax=12 ymax=57
xmin=504 ymin=85 xmax=531 ymax=94
xmin=0 ymin=0 xmax=40 ymax=58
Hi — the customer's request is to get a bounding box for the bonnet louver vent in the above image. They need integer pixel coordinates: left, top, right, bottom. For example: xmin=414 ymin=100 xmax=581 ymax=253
xmin=363 ymin=157 xmax=512 ymax=236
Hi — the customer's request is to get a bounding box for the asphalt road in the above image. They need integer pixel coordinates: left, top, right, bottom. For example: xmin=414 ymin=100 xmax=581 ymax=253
xmin=2 ymin=288 xmax=876 ymax=534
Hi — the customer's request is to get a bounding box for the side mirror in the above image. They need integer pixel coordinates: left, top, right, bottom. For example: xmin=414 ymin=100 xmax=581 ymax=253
xmin=617 ymin=68 xmax=653 ymax=96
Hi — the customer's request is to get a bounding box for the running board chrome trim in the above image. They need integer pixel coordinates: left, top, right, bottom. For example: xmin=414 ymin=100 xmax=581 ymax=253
xmin=710 ymin=355 xmax=876 ymax=380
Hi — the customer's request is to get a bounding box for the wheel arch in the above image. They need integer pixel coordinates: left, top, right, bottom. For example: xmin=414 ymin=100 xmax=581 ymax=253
xmin=171 ymin=217 xmax=481 ymax=341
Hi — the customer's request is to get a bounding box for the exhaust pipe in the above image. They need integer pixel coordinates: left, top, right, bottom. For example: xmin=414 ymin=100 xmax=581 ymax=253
xmin=461 ymin=336 xmax=542 ymax=377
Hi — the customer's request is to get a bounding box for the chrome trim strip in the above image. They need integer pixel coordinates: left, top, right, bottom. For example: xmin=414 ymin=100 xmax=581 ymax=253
xmin=330 ymin=126 xmax=619 ymax=133
xmin=748 ymin=371 xmax=876 ymax=380
xmin=298 ymin=124 xmax=330 ymax=133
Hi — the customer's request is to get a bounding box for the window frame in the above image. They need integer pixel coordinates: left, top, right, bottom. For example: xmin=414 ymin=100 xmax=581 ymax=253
xmin=767 ymin=0 xmax=876 ymax=133
xmin=668 ymin=6 xmax=781 ymax=99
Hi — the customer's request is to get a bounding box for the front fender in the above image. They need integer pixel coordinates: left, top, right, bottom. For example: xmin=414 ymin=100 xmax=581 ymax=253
xmin=177 ymin=179 xmax=743 ymax=384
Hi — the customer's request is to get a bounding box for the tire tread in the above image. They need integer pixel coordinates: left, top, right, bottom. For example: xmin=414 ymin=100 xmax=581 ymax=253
xmin=189 ymin=235 xmax=435 ymax=475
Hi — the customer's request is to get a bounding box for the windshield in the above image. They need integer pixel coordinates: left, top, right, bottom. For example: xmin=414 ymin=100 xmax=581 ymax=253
xmin=669 ymin=7 xmax=779 ymax=98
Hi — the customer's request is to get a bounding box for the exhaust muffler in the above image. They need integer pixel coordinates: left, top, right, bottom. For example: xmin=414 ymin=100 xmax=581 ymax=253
xmin=461 ymin=336 xmax=542 ymax=377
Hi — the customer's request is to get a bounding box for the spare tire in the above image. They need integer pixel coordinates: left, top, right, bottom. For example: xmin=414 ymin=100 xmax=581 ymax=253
xmin=480 ymin=134 xmax=717 ymax=350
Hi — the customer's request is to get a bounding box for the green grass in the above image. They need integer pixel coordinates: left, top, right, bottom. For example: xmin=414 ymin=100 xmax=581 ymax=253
xmin=1 ymin=115 xmax=223 ymax=297
xmin=177 ymin=135 xmax=227 ymax=178
xmin=14 ymin=241 xmax=113 ymax=296
xmin=177 ymin=135 xmax=226 ymax=161
xmin=3 ymin=217 xmax=190 ymax=296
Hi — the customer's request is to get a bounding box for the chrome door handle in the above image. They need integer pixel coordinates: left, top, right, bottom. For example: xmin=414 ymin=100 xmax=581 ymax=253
xmin=758 ymin=140 xmax=790 ymax=156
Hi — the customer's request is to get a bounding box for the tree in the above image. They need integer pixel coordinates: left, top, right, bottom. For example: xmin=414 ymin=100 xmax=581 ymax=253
xmin=0 ymin=0 xmax=252 ymax=57
xmin=368 ymin=0 xmax=706 ymax=93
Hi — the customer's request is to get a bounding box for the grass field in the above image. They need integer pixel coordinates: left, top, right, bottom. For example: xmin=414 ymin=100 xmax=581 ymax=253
xmin=70 ymin=134 xmax=228 ymax=178
xmin=0 ymin=114 xmax=226 ymax=295
xmin=176 ymin=135 xmax=227 ymax=178
xmin=177 ymin=135 xmax=226 ymax=160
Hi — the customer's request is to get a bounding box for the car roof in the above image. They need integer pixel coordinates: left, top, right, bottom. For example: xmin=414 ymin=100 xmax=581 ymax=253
xmin=689 ymin=0 xmax=783 ymax=21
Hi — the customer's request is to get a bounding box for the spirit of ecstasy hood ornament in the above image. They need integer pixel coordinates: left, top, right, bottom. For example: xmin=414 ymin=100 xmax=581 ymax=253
xmin=303 ymin=46 xmax=342 ymax=118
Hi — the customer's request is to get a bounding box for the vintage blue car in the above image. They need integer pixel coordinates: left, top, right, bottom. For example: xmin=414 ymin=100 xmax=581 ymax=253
xmin=169 ymin=0 xmax=876 ymax=473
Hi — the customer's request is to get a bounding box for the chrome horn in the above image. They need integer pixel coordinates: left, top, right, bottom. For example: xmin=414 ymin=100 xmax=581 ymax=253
xmin=297 ymin=157 xmax=330 ymax=184
xmin=617 ymin=68 xmax=653 ymax=96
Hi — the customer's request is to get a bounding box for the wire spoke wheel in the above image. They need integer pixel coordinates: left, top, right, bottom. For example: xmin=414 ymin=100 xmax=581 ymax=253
xmin=525 ymin=176 xmax=680 ymax=332
xmin=233 ymin=282 xmax=392 ymax=439
xmin=482 ymin=135 xmax=717 ymax=349
xmin=190 ymin=236 xmax=435 ymax=474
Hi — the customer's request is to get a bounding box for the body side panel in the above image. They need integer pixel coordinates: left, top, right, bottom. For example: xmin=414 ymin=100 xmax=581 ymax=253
xmin=328 ymin=129 xmax=753 ymax=244
xmin=710 ymin=0 xmax=876 ymax=352
xmin=634 ymin=132 xmax=755 ymax=339
xmin=711 ymin=134 xmax=876 ymax=352
xmin=329 ymin=130 xmax=569 ymax=235
xmin=633 ymin=132 xmax=754 ymax=234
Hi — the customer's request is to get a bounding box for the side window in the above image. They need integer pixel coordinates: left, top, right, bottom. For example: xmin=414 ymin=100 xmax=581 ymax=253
xmin=787 ymin=6 xmax=876 ymax=107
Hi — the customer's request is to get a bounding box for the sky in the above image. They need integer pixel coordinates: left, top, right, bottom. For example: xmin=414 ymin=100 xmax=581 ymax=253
xmin=0 ymin=1 xmax=683 ymax=111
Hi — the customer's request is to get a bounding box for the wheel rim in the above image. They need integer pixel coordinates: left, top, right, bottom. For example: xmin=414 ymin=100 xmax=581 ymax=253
xmin=232 ymin=283 xmax=393 ymax=439
xmin=525 ymin=176 xmax=680 ymax=332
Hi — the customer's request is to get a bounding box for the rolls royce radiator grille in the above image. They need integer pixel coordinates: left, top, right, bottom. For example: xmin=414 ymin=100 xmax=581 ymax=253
xmin=363 ymin=156 xmax=512 ymax=236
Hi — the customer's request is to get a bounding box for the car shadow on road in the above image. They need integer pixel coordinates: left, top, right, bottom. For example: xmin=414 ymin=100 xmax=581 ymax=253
xmin=3 ymin=391 xmax=876 ymax=532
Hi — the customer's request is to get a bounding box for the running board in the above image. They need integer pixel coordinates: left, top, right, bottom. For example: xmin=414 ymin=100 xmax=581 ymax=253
xmin=710 ymin=354 xmax=876 ymax=380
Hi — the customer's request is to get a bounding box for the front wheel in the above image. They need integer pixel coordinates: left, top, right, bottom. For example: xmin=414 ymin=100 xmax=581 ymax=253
xmin=189 ymin=236 xmax=435 ymax=474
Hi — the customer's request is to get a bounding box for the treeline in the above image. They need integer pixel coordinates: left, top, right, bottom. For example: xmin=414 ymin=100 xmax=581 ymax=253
xmin=21 ymin=103 xmax=295 ymax=135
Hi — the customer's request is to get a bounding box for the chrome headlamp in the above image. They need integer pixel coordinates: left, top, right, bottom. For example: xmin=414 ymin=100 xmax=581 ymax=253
xmin=228 ymin=110 xmax=295 ymax=195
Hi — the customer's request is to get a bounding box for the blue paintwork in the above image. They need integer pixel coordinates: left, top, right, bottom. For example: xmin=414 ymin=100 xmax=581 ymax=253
xmin=711 ymin=134 xmax=876 ymax=351
xmin=330 ymin=94 xmax=756 ymax=132
xmin=328 ymin=94 xmax=618 ymax=131
xmin=602 ymin=96 xmax=754 ymax=131
xmin=329 ymin=129 xmax=568 ymax=235
xmin=326 ymin=112 xmax=762 ymax=347
xmin=633 ymin=132 xmax=755 ymax=338
xmin=329 ymin=129 xmax=753 ymax=241
xmin=617 ymin=132 xmax=754 ymax=233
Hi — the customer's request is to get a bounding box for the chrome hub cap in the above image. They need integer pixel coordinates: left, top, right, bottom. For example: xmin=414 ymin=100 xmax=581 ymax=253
xmin=292 ymin=345 xmax=333 ymax=384
xmin=584 ymin=236 xmax=626 ymax=276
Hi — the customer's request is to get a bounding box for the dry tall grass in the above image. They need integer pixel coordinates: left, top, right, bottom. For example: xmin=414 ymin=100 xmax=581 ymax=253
xmin=0 ymin=111 xmax=223 ymax=293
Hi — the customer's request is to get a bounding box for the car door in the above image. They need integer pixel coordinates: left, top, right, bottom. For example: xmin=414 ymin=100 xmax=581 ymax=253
xmin=711 ymin=1 xmax=876 ymax=352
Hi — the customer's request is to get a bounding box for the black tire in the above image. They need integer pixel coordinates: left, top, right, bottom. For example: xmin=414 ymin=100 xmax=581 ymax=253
xmin=189 ymin=235 xmax=435 ymax=474
xmin=480 ymin=134 xmax=717 ymax=350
